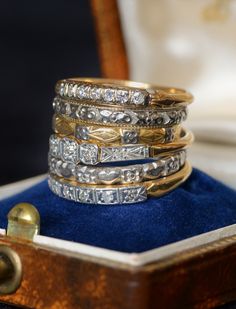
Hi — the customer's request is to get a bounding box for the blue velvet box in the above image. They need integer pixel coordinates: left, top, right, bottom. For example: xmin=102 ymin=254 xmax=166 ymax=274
xmin=1 ymin=168 xmax=236 ymax=309
xmin=1 ymin=168 xmax=236 ymax=253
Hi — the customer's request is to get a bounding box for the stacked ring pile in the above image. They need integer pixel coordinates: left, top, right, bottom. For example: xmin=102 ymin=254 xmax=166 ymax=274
xmin=48 ymin=78 xmax=194 ymax=205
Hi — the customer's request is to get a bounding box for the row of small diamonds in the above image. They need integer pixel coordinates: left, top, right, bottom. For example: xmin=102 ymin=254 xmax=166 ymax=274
xmin=57 ymin=81 xmax=149 ymax=106
xmin=48 ymin=175 xmax=147 ymax=205
xmin=53 ymin=97 xmax=187 ymax=127
xmin=49 ymin=135 xmax=149 ymax=165
xmin=48 ymin=151 xmax=186 ymax=184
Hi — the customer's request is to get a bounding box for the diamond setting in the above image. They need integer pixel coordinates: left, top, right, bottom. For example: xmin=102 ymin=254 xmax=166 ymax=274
xmin=90 ymin=87 xmax=102 ymax=100
xmin=103 ymin=89 xmax=115 ymax=102
xmin=96 ymin=189 xmax=119 ymax=204
xmin=120 ymin=186 xmax=147 ymax=204
xmin=49 ymin=135 xmax=59 ymax=158
xmin=100 ymin=145 xmax=149 ymax=163
xmin=79 ymin=144 xmax=98 ymax=165
xmin=75 ymin=125 xmax=89 ymax=140
xmin=48 ymin=175 xmax=148 ymax=205
xmin=54 ymin=97 xmax=186 ymax=127
xmin=122 ymin=130 xmax=139 ymax=144
xmin=130 ymin=90 xmax=146 ymax=105
xmin=57 ymin=81 xmax=151 ymax=106
xmin=116 ymin=89 xmax=129 ymax=104
xmin=60 ymin=138 xmax=79 ymax=163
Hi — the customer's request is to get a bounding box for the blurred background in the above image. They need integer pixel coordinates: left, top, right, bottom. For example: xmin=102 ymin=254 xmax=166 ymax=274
xmin=1 ymin=0 xmax=236 ymax=188
xmin=0 ymin=1 xmax=100 ymax=185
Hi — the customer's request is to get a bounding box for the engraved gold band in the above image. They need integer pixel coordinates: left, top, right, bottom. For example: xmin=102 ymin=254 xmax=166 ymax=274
xmin=53 ymin=114 xmax=182 ymax=145
xmin=55 ymin=78 xmax=193 ymax=108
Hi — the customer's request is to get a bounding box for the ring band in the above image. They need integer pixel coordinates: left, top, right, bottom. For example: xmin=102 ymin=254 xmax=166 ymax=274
xmin=49 ymin=132 xmax=193 ymax=165
xmin=53 ymin=115 xmax=182 ymax=145
xmin=48 ymin=162 xmax=192 ymax=205
xmin=55 ymin=78 xmax=193 ymax=108
xmin=49 ymin=150 xmax=186 ymax=185
xmin=53 ymin=97 xmax=187 ymax=128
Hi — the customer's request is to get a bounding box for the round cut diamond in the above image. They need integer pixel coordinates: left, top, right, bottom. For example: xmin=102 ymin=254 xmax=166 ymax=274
xmin=103 ymin=89 xmax=115 ymax=102
xmin=77 ymin=85 xmax=90 ymax=99
xmin=75 ymin=126 xmax=89 ymax=140
xmin=116 ymin=89 xmax=129 ymax=104
xmin=90 ymin=87 xmax=101 ymax=100
xmin=130 ymin=91 xmax=146 ymax=105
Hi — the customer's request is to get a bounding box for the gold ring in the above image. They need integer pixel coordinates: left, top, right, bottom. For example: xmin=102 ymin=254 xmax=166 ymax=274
xmin=53 ymin=114 xmax=182 ymax=145
xmin=48 ymin=162 xmax=192 ymax=204
xmin=55 ymin=77 xmax=193 ymax=109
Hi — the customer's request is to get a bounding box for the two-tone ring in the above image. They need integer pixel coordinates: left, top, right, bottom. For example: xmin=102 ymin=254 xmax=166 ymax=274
xmin=48 ymin=162 xmax=192 ymax=205
xmin=49 ymin=131 xmax=193 ymax=165
xmin=49 ymin=150 xmax=186 ymax=185
xmin=55 ymin=78 xmax=193 ymax=108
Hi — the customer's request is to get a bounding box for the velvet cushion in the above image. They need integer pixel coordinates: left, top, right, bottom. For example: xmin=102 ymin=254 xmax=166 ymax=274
xmin=0 ymin=168 xmax=236 ymax=253
xmin=1 ymin=168 xmax=236 ymax=309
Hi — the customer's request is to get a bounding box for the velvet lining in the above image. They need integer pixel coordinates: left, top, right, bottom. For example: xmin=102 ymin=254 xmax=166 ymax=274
xmin=0 ymin=168 xmax=236 ymax=254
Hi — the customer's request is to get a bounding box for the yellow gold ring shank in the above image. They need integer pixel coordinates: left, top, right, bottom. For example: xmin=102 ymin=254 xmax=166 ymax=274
xmin=48 ymin=162 xmax=192 ymax=204
xmin=53 ymin=114 xmax=183 ymax=145
xmin=55 ymin=78 xmax=193 ymax=109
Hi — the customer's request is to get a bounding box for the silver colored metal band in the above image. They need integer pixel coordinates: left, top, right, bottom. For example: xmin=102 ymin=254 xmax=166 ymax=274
xmin=48 ymin=175 xmax=147 ymax=205
xmin=53 ymin=97 xmax=187 ymax=127
xmin=49 ymin=134 xmax=188 ymax=165
xmin=48 ymin=150 xmax=186 ymax=184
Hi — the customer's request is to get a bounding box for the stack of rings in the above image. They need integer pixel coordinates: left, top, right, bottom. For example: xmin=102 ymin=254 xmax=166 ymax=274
xmin=48 ymin=78 xmax=193 ymax=205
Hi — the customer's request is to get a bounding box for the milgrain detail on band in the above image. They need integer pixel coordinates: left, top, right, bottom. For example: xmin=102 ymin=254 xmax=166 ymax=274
xmin=48 ymin=176 xmax=147 ymax=205
xmin=52 ymin=97 xmax=187 ymax=127
xmin=53 ymin=115 xmax=179 ymax=144
xmin=48 ymin=150 xmax=186 ymax=184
